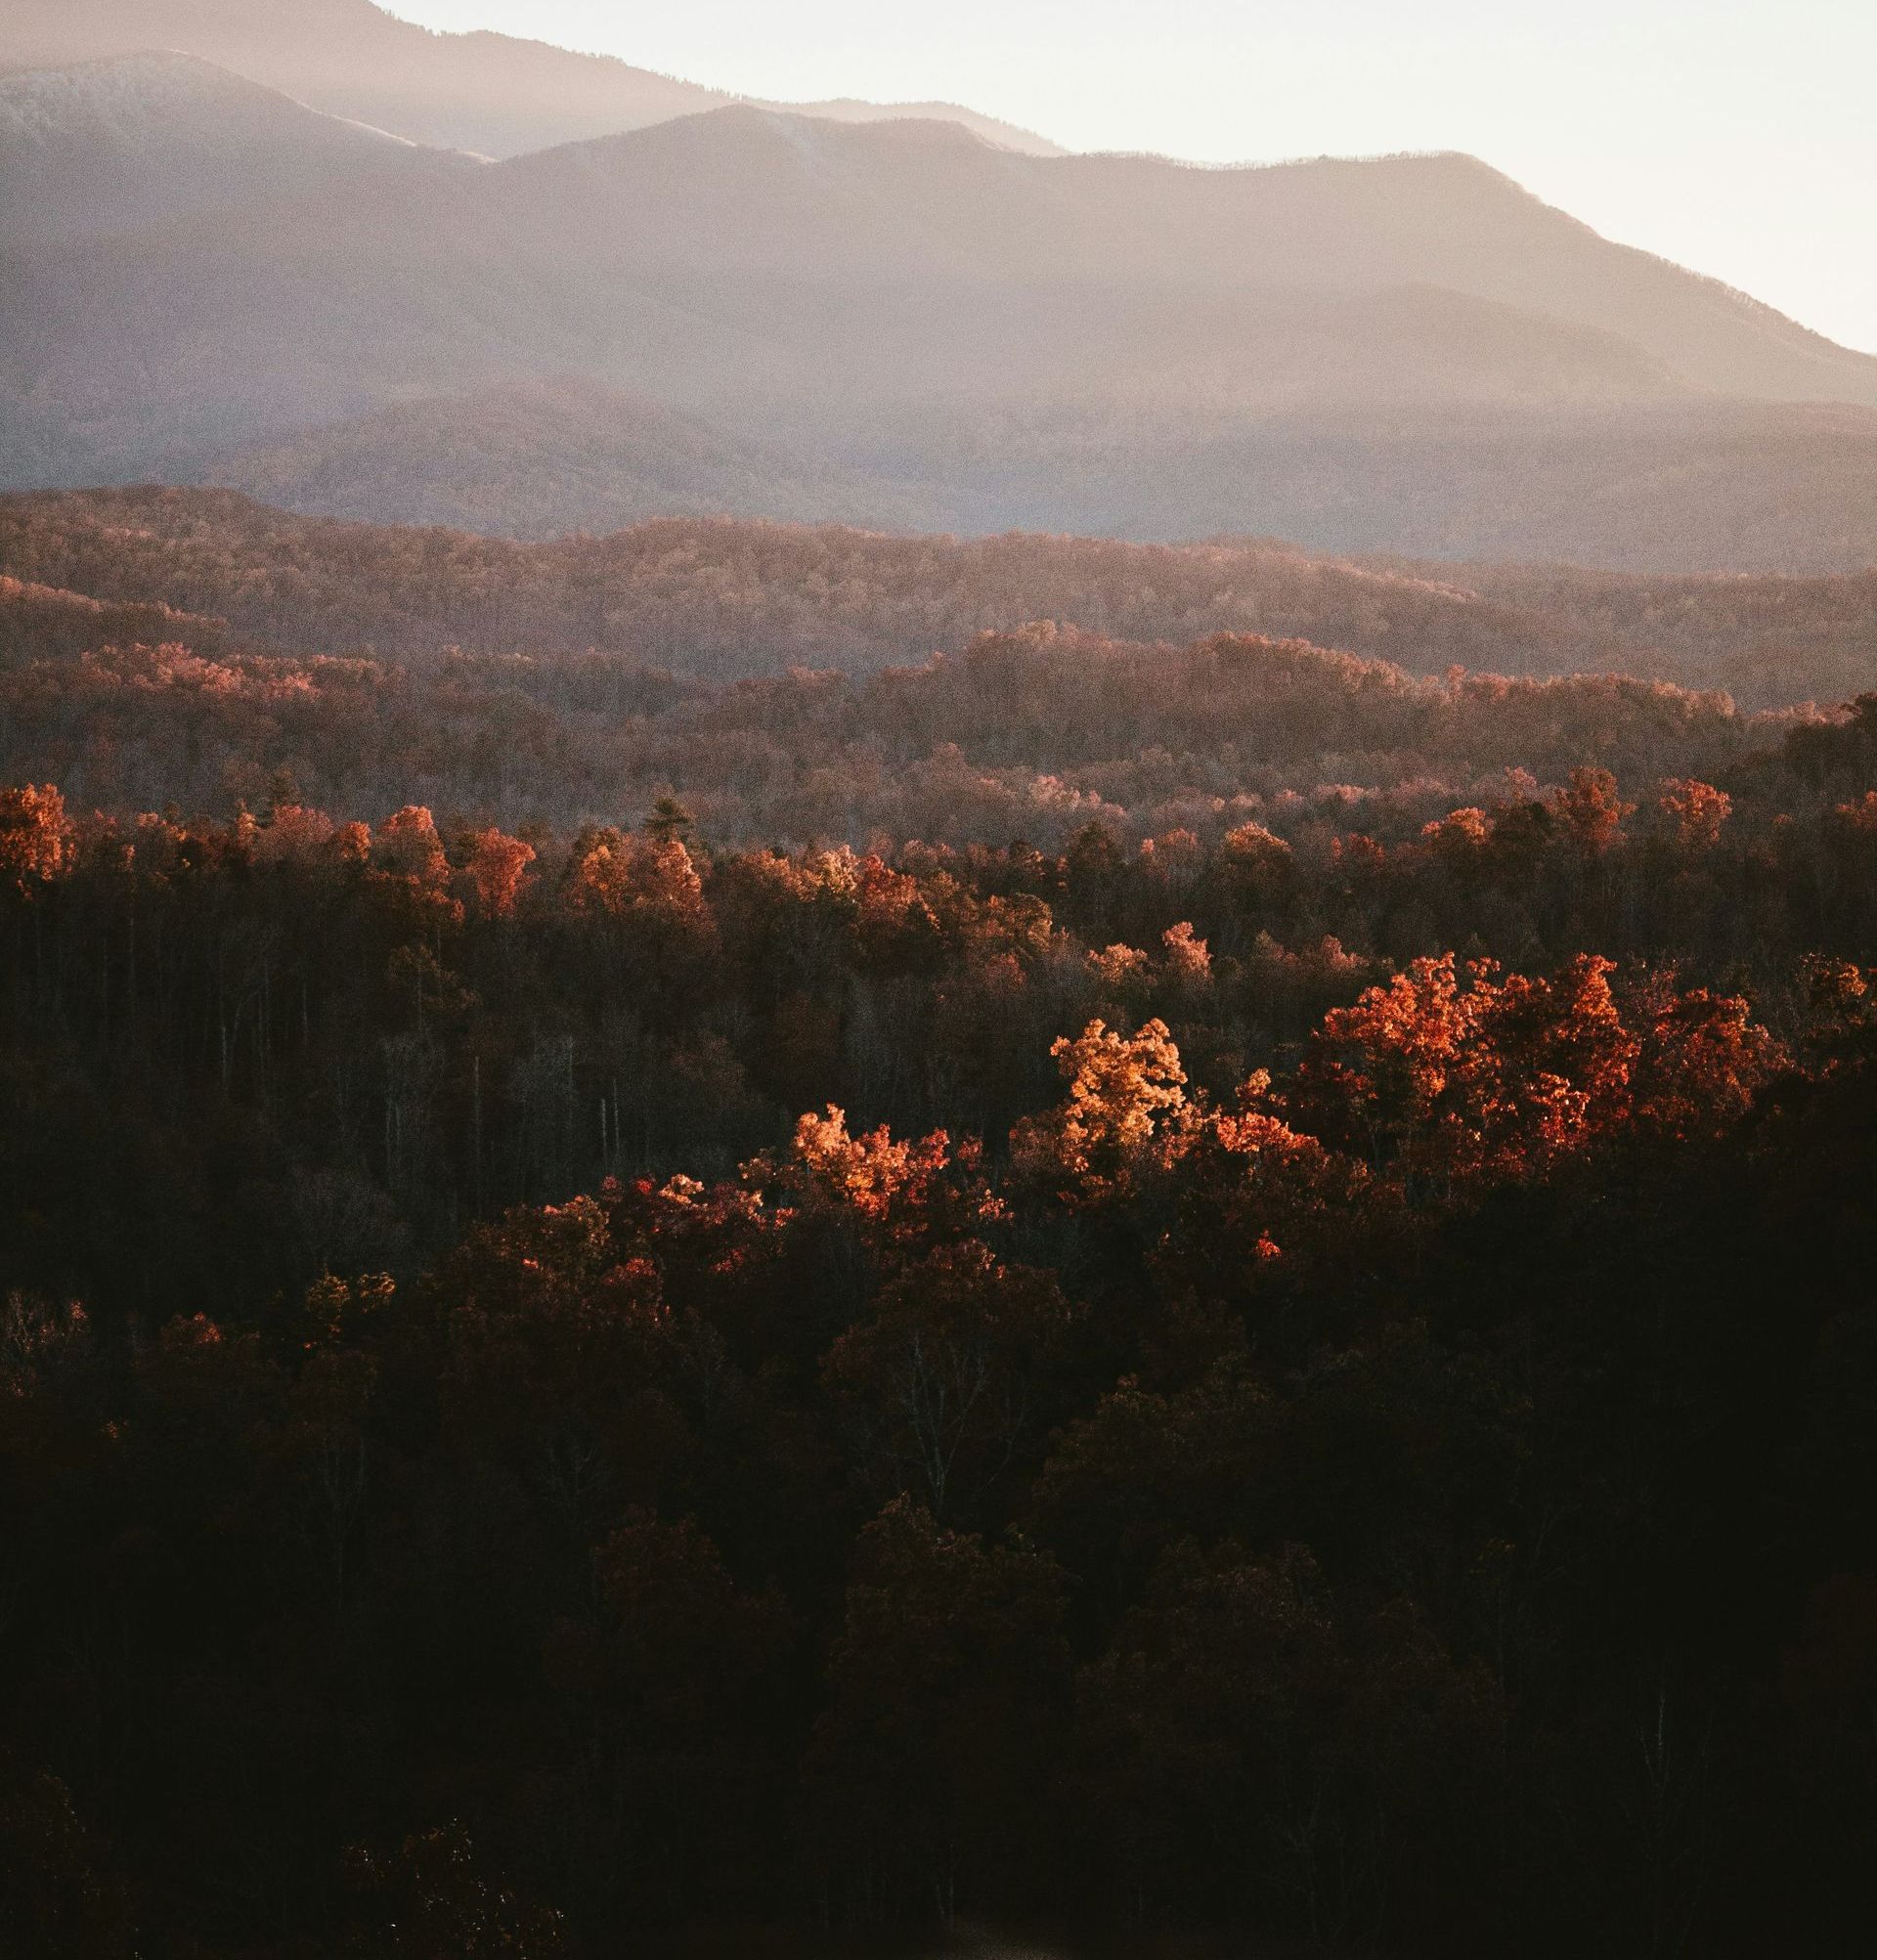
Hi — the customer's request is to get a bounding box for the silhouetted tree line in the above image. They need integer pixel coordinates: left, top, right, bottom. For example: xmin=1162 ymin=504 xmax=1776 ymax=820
xmin=3 ymin=751 xmax=1877 ymax=1956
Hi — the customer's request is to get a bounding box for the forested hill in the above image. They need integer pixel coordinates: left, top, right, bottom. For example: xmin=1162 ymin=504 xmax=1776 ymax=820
xmin=2 ymin=487 xmax=1874 ymax=707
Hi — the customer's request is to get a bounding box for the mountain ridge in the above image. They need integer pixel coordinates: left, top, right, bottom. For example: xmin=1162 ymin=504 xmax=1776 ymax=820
xmin=4 ymin=34 xmax=1876 ymax=570
xmin=0 ymin=48 xmax=431 ymax=241
xmin=0 ymin=0 xmax=1067 ymax=157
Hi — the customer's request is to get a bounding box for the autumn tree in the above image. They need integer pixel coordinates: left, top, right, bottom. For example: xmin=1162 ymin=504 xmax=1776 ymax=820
xmin=438 ymin=1198 xmax=688 ymax=1531
xmin=1657 ymin=777 xmax=1731 ymax=851
xmin=1011 ymin=1018 xmax=1195 ymax=1206
xmin=0 ymin=783 xmax=72 ymax=896
xmin=462 ymin=826 xmax=537 ymax=918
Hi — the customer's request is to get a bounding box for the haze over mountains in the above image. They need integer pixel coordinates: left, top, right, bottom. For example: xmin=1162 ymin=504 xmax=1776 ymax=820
xmin=2 ymin=1 xmax=1875 ymax=570
xmin=0 ymin=48 xmax=418 ymax=245
xmin=3 ymin=0 xmax=1066 ymax=156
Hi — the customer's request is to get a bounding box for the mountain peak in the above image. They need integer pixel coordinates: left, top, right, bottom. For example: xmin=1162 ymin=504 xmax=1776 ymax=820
xmin=2 ymin=47 xmax=275 ymax=111
xmin=0 ymin=1 xmax=1064 ymax=159
xmin=0 ymin=45 xmax=413 ymax=132
xmin=0 ymin=46 xmax=422 ymax=246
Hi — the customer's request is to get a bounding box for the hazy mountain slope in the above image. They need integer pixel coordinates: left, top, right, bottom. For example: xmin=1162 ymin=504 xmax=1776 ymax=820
xmin=495 ymin=109 xmax=1877 ymax=408
xmin=183 ymin=388 xmax=1877 ymax=574
xmin=764 ymin=96 xmax=1062 ymax=155
xmin=0 ymin=0 xmax=1063 ymax=158
xmin=882 ymin=398 xmax=1877 ymax=573
xmin=0 ymin=103 xmax=1713 ymax=476
xmin=5 ymin=84 xmax=1876 ymax=565
xmin=200 ymin=378 xmax=956 ymax=535
xmin=0 ymin=102 xmax=1752 ymax=434
xmin=0 ymin=50 xmax=428 ymax=244
xmin=0 ymin=148 xmax=776 ymax=472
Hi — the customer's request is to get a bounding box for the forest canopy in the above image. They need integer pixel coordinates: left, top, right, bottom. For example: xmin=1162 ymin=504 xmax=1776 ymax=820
xmin=1 ymin=492 xmax=1875 ymax=1958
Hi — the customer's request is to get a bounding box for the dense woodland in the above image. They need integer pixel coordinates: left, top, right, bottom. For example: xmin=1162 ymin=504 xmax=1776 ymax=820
xmin=6 ymin=488 xmax=1877 ymax=707
xmin=3 ymin=497 xmax=1877 ymax=1957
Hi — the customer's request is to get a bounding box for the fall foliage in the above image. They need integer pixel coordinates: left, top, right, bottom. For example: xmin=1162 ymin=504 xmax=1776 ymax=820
xmin=1 ymin=500 xmax=1876 ymax=1959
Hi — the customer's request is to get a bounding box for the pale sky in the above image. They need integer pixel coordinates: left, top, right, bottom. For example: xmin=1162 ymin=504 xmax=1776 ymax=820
xmin=386 ymin=1 xmax=1877 ymax=352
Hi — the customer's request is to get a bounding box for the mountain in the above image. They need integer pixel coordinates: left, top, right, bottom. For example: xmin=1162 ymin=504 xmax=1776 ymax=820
xmin=4 ymin=59 xmax=1877 ymax=568
xmin=857 ymin=398 xmax=1877 ymax=573
xmin=0 ymin=49 xmax=427 ymax=244
xmin=201 ymin=376 xmax=954 ymax=535
xmin=0 ymin=0 xmax=1064 ymax=157
xmin=189 ymin=308 xmax=1877 ymax=570
xmin=754 ymin=96 xmax=1064 ymax=156
xmin=484 ymin=109 xmax=1877 ymax=410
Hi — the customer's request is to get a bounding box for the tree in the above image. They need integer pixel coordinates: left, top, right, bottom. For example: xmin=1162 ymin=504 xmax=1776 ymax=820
xmin=1011 ymin=1018 xmax=1194 ymax=1206
xmin=463 ymin=827 xmax=536 ymax=918
xmin=642 ymin=795 xmax=695 ymax=847
xmin=0 ymin=784 xmax=72 ymax=897
xmin=1657 ymin=778 xmax=1730 ymax=851
xmin=1552 ymin=766 xmax=1633 ymax=855
xmin=822 ymin=1239 xmax=1073 ymax=1520
xmin=438 ymin=1198 xmax=688 ymax=1530
xmin=806 ymin=1498 xmax=1070 ymax=1925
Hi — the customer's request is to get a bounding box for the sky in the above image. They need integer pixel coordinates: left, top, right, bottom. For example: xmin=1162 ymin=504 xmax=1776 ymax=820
xmin=385 ymin=1 xmax=1877 ymax=353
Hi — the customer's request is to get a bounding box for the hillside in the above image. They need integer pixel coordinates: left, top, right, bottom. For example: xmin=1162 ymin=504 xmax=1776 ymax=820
xmin=7 ymin=16 xmax=1877 ymax=1958
xmin=2 ymin=74 xmax=1876 ymax=566
xmin=0 ymin=0 xmax=1065 ymax=157
xmin=2 ymin=486 xmax=1873 ymax=707
xmin=0 ymin=495 xmax=1800 ymax=842
xmin=934 ymin=397 xmax=1877 ymax=573
xmin=200 ymin=378 xmax=953 ymax=535
xmin=0 ymin=570 xmax=225 ymax=662
xmin=0 ymin=50 xmax=431 ymax=244
xmin=492 ymin=111 xmax=1877 ymax=408
xmin=0 ymin=485 xmax=1568 ymax=677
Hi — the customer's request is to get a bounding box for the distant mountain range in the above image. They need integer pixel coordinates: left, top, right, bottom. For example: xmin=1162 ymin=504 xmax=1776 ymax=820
xmin=2 ymin=0 xmax=1065 ymax=157
xmin=2 ymin=5 xmax=1876 ymax=572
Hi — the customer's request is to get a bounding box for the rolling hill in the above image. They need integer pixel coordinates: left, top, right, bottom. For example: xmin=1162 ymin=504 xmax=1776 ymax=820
xmin=200 ymin=377 xmax=954 ymax=535
xmin=3 ymin=484 xmax=1874 ymax=708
